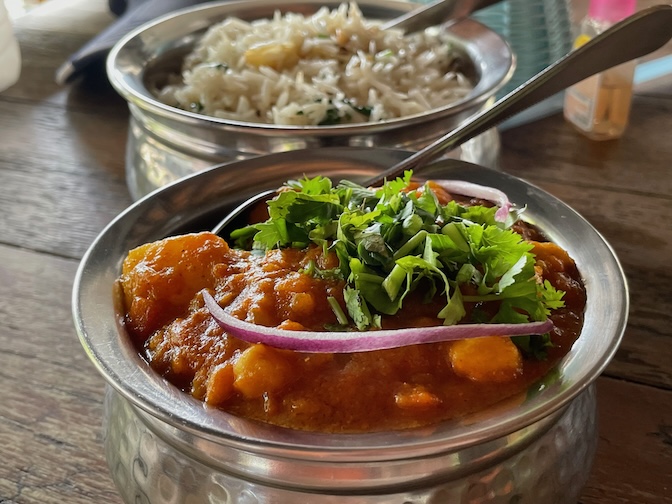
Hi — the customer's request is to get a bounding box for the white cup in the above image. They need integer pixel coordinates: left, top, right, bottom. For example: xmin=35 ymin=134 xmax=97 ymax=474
xmin=0 ymin=0 xmax=21 ymax=92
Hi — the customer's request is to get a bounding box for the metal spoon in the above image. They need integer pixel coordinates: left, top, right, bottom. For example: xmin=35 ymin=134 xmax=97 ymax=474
xmin=212 ymin=4 xmax=672 ymax=236
xmin=381 ymin=0 xmax=502 ymax=34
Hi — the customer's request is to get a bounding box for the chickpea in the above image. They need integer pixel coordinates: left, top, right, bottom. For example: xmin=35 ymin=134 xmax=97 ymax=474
xmin=289 ymin=292 xmax=316 ymax=319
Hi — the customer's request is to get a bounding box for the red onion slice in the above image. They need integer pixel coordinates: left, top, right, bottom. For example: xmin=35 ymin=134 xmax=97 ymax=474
xmin=203 ymin=291 xmax=553 ymax=353
xmin=432 ymin=180 xmax=512 ymax=222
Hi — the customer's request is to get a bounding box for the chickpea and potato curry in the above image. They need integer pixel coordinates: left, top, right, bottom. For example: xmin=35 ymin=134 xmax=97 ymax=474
xmin=119 ymin=174 xmax=586 ymax=432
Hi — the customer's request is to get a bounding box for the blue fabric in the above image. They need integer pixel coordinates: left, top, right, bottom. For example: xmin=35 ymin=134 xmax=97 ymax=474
xmin=57 ymin=0 xmax=211 ymax=84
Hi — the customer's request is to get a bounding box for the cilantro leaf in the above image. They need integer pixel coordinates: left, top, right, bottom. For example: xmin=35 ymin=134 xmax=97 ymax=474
xmin=344 ymin=286 xmax=381 ymax=330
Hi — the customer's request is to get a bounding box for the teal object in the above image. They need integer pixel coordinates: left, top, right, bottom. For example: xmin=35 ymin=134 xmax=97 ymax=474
xmin=472 ymin=0 xmax=574 ymax=95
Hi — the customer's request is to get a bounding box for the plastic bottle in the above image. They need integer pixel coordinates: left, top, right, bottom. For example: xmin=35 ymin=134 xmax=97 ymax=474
xmin=0 ymin=0 xmax=21 ymax=93
xmin=563 ymin=0 xmax=637 ymax=140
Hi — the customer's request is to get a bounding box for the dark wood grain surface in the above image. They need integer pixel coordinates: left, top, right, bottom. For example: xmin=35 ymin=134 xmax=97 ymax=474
xmin=0 ymin=0 xmax=670 ymax=503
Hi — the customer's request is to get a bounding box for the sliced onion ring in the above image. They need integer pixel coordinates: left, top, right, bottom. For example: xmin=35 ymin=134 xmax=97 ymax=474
xmin=432 ymin=180 xmax=512 ymax=222
xmin=203 ymin=291 xmax=553 ymax=353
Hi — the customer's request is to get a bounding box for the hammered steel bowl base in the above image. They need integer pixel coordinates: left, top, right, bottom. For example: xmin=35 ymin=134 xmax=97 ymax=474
xmin=103 ymin=384 xmax=597 ymax=504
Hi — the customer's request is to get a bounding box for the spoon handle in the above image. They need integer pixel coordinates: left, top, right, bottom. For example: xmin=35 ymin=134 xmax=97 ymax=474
xmin=381 ymin=0 xmax=502 ymax=34
xmin=367 ymin=4 xmax=672 ymax=187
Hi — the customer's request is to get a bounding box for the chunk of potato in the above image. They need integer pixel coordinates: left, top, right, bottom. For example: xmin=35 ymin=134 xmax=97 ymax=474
xmin=449 ymin=337 xmax=522 ymax=383
xmin=233 ymin=344 xmax=295 ymax=398
xmin=395 ymin=384 xmax=441 ymax=410
xmin=531 ymin=241 xmax=573 ymax=273
xmin=205 ymin=363 xmax=235 ymax=406
xmin=120 ymin=232 xmax=229 ymax=338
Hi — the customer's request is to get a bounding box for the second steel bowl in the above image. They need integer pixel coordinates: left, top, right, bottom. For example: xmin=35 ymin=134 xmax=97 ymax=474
xmin=106 ymin=0 xmax=515 ymax=198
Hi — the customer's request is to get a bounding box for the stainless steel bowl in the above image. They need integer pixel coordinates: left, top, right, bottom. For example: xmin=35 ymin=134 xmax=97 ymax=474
xmin=106 ymin=0 xmax=515 ymax=199
xmin=73 ymin=149 xmax=627 ymax=503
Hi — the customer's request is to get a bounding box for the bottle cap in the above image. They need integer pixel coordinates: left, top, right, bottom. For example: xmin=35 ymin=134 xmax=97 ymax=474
xmin=589 ymin=0 xmax=637 ymax=23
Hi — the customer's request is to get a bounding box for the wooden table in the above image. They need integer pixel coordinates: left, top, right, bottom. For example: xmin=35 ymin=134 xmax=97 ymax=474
xmin=0 ymin=0 xmax=670 ymax=502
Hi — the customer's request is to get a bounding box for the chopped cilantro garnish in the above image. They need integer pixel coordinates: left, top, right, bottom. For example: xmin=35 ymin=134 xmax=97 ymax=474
xmin=316 ymin=98 xmax=374 ymax=125
xmin=318 ymin=107 xmax=342 ymax=126
xmin=230 ymin=173 xmax=565 ymax=358
xmin=343 ymin=98 xmax=373 ymax=118
xmin=376 ymin=49 xmax=395 ymax=59
xmin=189 ymin=101 xmax=204 ymax=113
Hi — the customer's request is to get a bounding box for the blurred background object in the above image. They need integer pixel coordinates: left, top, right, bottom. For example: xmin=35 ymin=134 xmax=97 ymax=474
xmin=4 ymin=0 xmax=48 ymax=18
xmin=471 ymin=0 xmax=574 ymax=128
xmin=0 ymin=0 xmax=21 ymax=91
xmin=563 ymin=0 xmax=637 ymax=140
xmin=473 ymin=0 xmax=573 ymax=96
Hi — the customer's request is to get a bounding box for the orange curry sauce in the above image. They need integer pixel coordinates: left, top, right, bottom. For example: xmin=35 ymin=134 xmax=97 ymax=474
xmin=119 ymin=191 xmax=586 ymax=433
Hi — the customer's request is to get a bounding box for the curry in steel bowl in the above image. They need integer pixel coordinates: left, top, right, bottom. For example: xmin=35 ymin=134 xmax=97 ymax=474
xmin=73 ymin=151 xmax=627 ymax=502
xmin=118 ymin=171 xmax=586 ymax=433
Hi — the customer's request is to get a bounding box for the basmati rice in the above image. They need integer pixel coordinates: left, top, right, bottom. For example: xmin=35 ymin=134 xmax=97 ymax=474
xmin=156 ymin=2 xmax=473 ymax=125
